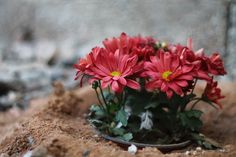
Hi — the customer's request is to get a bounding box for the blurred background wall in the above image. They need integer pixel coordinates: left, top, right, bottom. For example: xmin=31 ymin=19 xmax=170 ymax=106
xmin=0 ymin=0 xmax=235 ymax=75
xmin=0 ymin=0 xmax=235 ymax=110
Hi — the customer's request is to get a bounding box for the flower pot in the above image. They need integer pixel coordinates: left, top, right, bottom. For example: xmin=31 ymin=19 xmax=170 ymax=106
xmin=98 ymin=132 xmax=191 ymax=151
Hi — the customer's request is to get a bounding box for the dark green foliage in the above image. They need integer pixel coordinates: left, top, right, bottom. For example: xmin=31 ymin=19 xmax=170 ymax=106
xmin=179 ymin=110 xmax=203 ymax=131
xmin=88 ymin=83 xmax=220 ymax=149
xmin=115 ymin=109 xmax=128 ymax=126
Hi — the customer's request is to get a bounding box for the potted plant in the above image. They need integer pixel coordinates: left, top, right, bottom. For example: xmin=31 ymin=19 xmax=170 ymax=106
xmin=74 ymin=33 xmax=226 ymax=150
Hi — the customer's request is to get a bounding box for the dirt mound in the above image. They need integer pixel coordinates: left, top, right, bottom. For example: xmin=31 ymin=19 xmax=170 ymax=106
xmin=0 ymin=81 xmax=236 ymax=157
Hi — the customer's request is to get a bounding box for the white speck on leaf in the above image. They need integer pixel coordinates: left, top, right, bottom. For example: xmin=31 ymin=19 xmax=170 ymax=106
xmin=115 ymin=122 xmax=123 ymax=128
xmin=125 ymin=105 xmax=132 ymax=117
xmin=128 ymin=144 xmax=137 ymax=155
xmin=139 ymin=110 xmax=153 ymax=130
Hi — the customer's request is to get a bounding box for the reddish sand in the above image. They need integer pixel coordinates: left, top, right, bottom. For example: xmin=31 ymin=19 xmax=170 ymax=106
xmin=0 ymin=81 xmax=236 ymax=157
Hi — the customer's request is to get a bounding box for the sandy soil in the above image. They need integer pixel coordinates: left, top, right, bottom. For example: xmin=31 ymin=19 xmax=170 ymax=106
xmin=0 ymin=81 xmax=236 ymax=157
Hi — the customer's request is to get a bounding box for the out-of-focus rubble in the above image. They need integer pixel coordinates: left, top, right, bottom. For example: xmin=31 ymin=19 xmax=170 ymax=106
xmin=0 ymin=39 xmax=80 ymax=111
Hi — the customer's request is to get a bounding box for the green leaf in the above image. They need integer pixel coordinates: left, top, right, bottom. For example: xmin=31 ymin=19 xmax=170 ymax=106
xmin=119 ymin=133 xmax=133 ymax=141
xmin=90 ymin=105 xmax=105 ymax=117
xmin=115 ymin=109 xmax=128 ymax=126
xmin=202 ymin=141 xmax=213 ymax=149
xmin=204 ymin=136 xmax=221 ymax=148
xmin=125 ymin=87 xmax=158 ymax=115
xmin=111 ymin=128 xmax=125 ymax=136
xmin=190 ymin=133 xmax=221 ymax=149
xmin=179 ymin=110 xmax=203 ymax=131
xmin=186 ymin=110 xmax=203 ymax=118
xmin=107 ymin=102 xmax=119 ymax=113
xmin=144 ymin=102 xmax=159 ymax=109
xmin=89 ymin=119 xmax=103 ymax=124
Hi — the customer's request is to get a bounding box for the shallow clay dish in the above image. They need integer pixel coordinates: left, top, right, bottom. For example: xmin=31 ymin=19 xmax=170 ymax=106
xmin=99 ymin=132 xmax=191 ymax=151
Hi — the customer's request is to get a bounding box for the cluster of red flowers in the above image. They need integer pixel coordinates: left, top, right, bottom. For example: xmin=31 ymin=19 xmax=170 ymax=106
xmin=74 ymin=33 xmax=226 ymax=107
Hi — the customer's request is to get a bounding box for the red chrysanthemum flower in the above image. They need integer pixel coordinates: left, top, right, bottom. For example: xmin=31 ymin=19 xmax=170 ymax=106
xmin=73 ymin=47 xmax=102 ymax=86
xmin=103 ymin=32 xmax=133 ymax=55
xmin=103 ymin=33 xmax=156 ymax=60
xmin=203 ymin=81 xmax=225 ymax=109
xmin=144 ymin=51 xmax=195 ymax=98
xmin=206 ymin=53 xmax=227 ymax=75
xmin=172 ymin=39 xmax=226 ymax=78
xmin=131 ymin=35 xmax=156 ymax=60
xmin=89 ymin=50 xmax=141 ymax=93
xmin=169 ymin=42 xmax=211 ymax=81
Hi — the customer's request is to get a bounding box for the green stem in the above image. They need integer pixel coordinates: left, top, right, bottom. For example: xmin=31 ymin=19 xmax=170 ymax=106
xmin=191 ymin=99 xmax=202 ymax=109
xmin=94 ymin=89 xmax=105 ymax=111
xmin=117 ymin=92 xmax=124 ymax=108
xmin=121 ymin=90 xmax=126 ymax=107
xmin=191 ymin=79 xmax=198 ymax=95
xmin=98 ymin=81 xmax=108 ymax=109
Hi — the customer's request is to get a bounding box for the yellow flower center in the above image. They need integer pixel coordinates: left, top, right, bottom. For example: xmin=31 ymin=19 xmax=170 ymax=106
xmin=111 ymin=71 xmax=121 ymax=77
xmin=161 ymin=42 xmax=167 ymax=48
xmin=162 ymin=71 xmax=172 ymax=81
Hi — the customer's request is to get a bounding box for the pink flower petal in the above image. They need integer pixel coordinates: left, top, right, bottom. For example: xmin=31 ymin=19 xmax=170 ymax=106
xmin=175 ymin=80 xmax=188 ymax=87
xmin=197 ymin=71 xmax=211 ymax=81
xmin=90 ymin=67 xmax=108 ymax=77
xmin=164 ymin=53 xmax=171 ymax=70
xmin=101 ymin=80 xmax=111 ymax=89
xmin=111 ymin=81 xmax=120 ymax=92
xmin=171 ymin=57 xmax=180 ymax=71
xmin=119 ymin=55 xmax=129 ymax=72
xmin=95 ymin=64 xmax=110 ymax=75
xmin=118 ymin=77 xmax=127 ymax=85
xmin=187 ymin=38 xmax=193 ymax=49
xmin=127 ymin=79 xmax=140 ymax=90
xmin=144 ymin=62 xmax=156 ymax=71
xmin=103 ymin=76 xmax=112 ymax=82
xmin=168 ymin=83 xmax=183 ymax=96
xmin=112 ymin=76 xmax=120 ymax=81
xmin=145 ymin=80 xmax=162 ymax=91
xmin=176 ymin=75 xmax=193 ymax=80
xmin=182 ymin=65 xmax=194 ymax=73
xmin=166 ymin=90 xmax=173 ymax=99
xmin=145 ymin=71 xmax=161 ymax=79
xmin=88 ymin=78 xmax=98 ymax=84
xmin=150 ymin=56 xmax=158 ymax=63
xmin=195 ymin=48 xmax=204 ymax=56
xmin=161 ymin=82 xmax=168 ymax=92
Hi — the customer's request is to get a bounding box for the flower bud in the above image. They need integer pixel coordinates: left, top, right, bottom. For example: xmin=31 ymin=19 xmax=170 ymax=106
xmin=92 ymin=81 xmax=99 ymax=89
xmin=161 ymin=42 xmax=167 ymax=48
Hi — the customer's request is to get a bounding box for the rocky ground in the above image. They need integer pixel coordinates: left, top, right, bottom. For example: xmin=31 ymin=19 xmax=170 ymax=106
xmin=0 ymin=81 xmax=236 ymax=157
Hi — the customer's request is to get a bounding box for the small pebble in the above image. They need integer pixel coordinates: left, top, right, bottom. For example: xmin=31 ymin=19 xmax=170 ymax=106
xmin=219 ymin=149 xmax=226 ymax=153
xmin=128 ymin=144 xmax=137 ymax=155
xmin=185 ymin=151 xmax=191 ymax=155
xmin=196 ymin=147 xmax=202 ymax=151
xmin=192 ymin=151 xmax=197 ymax=155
